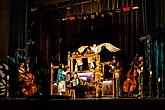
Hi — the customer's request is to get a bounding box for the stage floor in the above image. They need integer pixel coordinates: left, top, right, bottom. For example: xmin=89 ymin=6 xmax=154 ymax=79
xmin=0 ymin=96 xmax=165 ymax=110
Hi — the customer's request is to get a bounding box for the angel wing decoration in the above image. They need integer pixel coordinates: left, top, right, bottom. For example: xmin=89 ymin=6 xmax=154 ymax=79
xmin=96 ymin=43 xmax=121 ymax=53
xmin=78 ymin=46 xmax=88 ymax=53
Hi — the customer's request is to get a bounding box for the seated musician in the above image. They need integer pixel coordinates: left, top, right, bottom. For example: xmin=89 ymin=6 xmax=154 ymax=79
xmin=75 ymin=50 xmax=83 ymax=71
xmin=71 ymin=72 xmax=85 ymax=98
xmin=66 ymin=72 xmax=72 ymax=88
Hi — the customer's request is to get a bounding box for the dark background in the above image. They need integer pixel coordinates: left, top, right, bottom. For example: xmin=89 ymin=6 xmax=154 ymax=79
xmin=0 ymin=0 xmax=164 ymax=97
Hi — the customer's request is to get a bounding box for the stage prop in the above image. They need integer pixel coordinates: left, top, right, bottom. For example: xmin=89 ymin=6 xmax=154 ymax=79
xmin=50 ymin=43 xmax=121 ymax=98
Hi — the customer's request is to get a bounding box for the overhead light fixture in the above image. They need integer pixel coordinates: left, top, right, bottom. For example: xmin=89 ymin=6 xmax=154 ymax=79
xmin=91 ymin=14 xmax=95 ymax=19
xmin=132 ymin=6 xmax=139 ymax=10
xmin=107 ymin=10 xmax=113 ymax=16
xmin=62 ymin=18 xmax=66 ymax=21
xmin=83 ymin=16 xmax=87 ymax=20
xmin=69 ymin=16 xmax=75 ymax=20
xmin=115 ymin=8 xmax=121 ymax=13
xmin=123 ymin=7 xmax=131 ymax=11
xmin=95 ymin=12 xmax=99 ymax=16
xmin=101 ymin=13 xmax=105 ymax=17
xmin=77 ymin=16 xmax=82 ymax=20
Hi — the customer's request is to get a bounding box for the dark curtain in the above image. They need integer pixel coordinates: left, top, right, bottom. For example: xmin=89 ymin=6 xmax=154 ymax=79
xmin=9 ymin=0 xmax=27 ymax=97
xmin=143 ymin=0 xmax=165 ymax=97
xmin=30 ymin=0 xmax=143 ymax=95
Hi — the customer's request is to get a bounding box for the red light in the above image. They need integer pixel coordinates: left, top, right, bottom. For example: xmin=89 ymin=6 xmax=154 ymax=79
xmin=123 ymin=7 xmax=131 ymax=11
xmin=69 ymin=16 xmax=75 ymax=20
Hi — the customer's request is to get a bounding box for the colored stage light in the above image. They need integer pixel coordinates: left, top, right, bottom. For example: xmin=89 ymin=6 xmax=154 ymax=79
xmin=115 ymin=8 xmax=121 ymax=13
xmin=69 ymin=16 xmax=75 ymax=20
xmin=77 ymin=16 xmax=82 ymax=20
xmin=132 ymin=6 xmax=139 ymax=10
xmin=123 ymin=7 xmax=131 ymax=11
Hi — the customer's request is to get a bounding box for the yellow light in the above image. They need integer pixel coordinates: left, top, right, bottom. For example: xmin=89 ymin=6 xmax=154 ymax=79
xmin=158 ymin=78 xmax=161 ymax=83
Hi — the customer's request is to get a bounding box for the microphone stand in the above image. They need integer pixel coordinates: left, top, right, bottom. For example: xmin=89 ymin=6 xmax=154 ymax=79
xmin=148 ymin=71 xmax=152 ymax=98
xmin=157 ymin=77 xmax=160 ymax=98
xmin=162 ymin=72 xmax=164 ymax=97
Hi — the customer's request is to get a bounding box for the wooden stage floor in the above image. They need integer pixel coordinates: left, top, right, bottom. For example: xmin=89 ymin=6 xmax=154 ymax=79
xmin=0 ymin=96 xmax=165 ymax=110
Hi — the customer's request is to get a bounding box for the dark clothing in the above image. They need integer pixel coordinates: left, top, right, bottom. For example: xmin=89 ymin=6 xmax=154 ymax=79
xmin=99 ymin=48 xmax=113 ymax=62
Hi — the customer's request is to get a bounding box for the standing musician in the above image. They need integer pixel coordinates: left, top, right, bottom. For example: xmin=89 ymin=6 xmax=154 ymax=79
xmin=71 ymin=72 xmax=85 ymax=98
xmin=56 ymin=63 xmax=66 ymax=95
xmin=136 ymin=55 xmax=144 ymax=97
xmin=123 ymin=54 xmax=139 ymax=97
xmin=18 ymin=58 xmax=37 ymax=97
xmin=74 ymin=50 xmax=83 ymax=71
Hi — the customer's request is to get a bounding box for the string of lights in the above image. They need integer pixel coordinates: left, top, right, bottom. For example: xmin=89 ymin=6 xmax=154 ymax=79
xmin=61 ymin=6 xmax=139 ymax=21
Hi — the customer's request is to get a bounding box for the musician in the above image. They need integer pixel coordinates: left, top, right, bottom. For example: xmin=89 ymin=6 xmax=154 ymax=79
xmin=136 ymin=55 xmax=144 ymax=97
xmin=114 ymin=61 xmax=123 ymax=97
xmin=71 ymin=72 xmax=84 ymax=98
xmin=18 ymin=58 xmax=37 ymax=97
xmin=18 ymin=59 xmax=30 ymax=85
xmin=56 ymin=63 xmax=66 ymax=95
xmin=75 ymin=50 xmax=83 ymax=71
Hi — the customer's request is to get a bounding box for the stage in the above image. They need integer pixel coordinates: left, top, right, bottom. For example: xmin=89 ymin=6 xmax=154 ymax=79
xmin=0 ymin=96 xmax=165 ymax=110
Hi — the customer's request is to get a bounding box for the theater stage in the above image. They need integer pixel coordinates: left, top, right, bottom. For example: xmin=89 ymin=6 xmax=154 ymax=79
xmin=0 ymin=96 xmax=165 ymax=110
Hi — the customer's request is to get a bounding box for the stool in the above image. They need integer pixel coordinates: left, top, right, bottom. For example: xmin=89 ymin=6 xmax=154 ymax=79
xmin=70 ymin=89 xmax=76 ymax=99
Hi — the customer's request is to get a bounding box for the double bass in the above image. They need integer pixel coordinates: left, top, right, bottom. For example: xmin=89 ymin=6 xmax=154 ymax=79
xmin=21 ymin=72 xmax=38 ymax=97
xmin=123 ymin=64 xmax=137 ymax=93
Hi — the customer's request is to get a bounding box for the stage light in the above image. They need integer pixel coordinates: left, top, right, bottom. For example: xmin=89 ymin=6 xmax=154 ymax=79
xmin=62 ymin=16 xmax=69 ymax=21
xmin=83 ymin=16 xmax=87 ymax=20
xmin=62 ymin=18 xmax=66 ymax=21
xmin=69 ymin=16 xmax=75 ymax=20
xmin=115 ymin=8 xmax=121 ymax=13
xmin=101 ymin=13 xmax=105 ymax=17
xmin=91 ymin=14 xmax=95 ymax=19
xmin=107 ymin=11 xmax=113 ymax=16
xmin=77 ymin=16 xmax=82 ymax=20
xmin=95 ymin=12 xmax=99 ymax=16
xmin=132 ymin=6 xmax=139 ymax=10
xmin=123 ymin=7 xmax=131 ymax=11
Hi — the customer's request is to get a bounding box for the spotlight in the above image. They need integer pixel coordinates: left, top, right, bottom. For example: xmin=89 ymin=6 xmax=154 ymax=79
xmin=95 ymin=12 xmax=99 ymax=16
xmin=123 ymin=7 xmax=131 ymax=11
xmin=114 ymin=8 xmax=121 ymax=13
xmin=107 ymin=10 xmax=113 ymax=16
xmin=83 ymin=16 xmax=87 ymax=20
xmin=101 ymin=13 xmax=105 ymax=17
xmin=69 ymin=16 xmax=75 ymax=20
xmin=132 ymin=6 xmax=139 ymax=10
xmin=77 ymin=16 xmax=82 ymax=20
xmin=62 ymin=18 xmax=67 ymax=21
xmin=91 ymin=14 xmax=95 ymax=19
